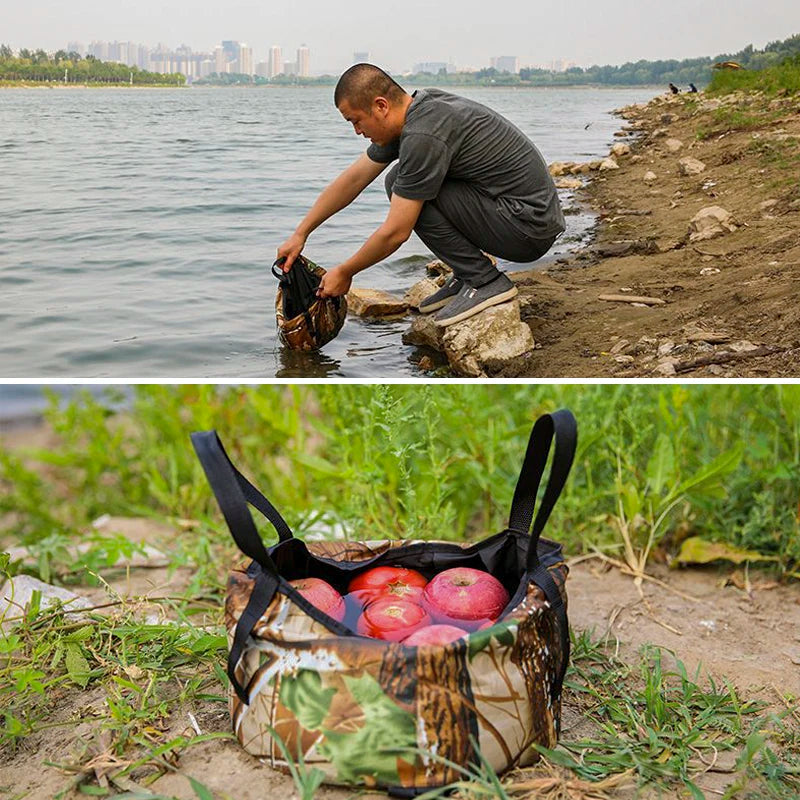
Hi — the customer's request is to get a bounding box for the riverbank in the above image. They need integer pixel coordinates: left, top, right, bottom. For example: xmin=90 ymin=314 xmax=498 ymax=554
xmin=501 ymin=89 xmax=800 ymax=378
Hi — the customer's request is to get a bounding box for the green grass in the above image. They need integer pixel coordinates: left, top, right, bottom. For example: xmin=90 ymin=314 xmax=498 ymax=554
xmin=538 ymin=630 xmax=800 ymax=798
xmin=707 ymin=55 xmax=800 ymax=96
xmin=2 ymin=384 xmax=799 ymax=579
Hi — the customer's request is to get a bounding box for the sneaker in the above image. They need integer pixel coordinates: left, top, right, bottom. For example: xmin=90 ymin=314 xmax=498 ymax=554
xmin=418 ymin=275 xmax=462 ymax=314
xmin=433 ymin=274 xmax=518 ymax=327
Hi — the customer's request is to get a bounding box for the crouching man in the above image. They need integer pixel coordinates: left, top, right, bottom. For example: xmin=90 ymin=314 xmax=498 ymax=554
xmin=277 ymin=64 xmax=565 ymax=327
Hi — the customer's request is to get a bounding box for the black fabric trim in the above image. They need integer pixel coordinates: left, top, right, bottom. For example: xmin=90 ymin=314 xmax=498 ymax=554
xmin=228 ymin=569 xmax=279 ymax=704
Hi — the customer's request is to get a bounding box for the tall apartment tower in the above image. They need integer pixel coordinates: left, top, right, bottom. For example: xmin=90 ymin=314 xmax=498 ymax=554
xmin=268 ymin=45 xmax=282 ymax=78
xmin=239 ymin=43 xmax=253 ymax=75
xmin=296 ymin=45 xmax=310 ymax=77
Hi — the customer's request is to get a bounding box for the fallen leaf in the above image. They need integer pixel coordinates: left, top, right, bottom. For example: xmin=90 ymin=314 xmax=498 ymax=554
xmin=673 ymin=537 xmax=779 ymax=566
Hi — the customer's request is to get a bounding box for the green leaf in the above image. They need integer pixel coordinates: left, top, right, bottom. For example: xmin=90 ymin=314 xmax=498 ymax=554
xmin=188 ymin=777 xmax=215 ymax=800
xmin=65 ymin=643 xmax=91 ymax=688
xmin=65 ymin=624 xmax=95 ymax=643
xmin=0 ymin=633 xmax=22 ymax=655
xmin=646 ymin=434 xmax=675 ymax=496
xmin=674 ymin=537 xmax=779 ymax=566
xmin=666 ymin=441 xmax=745 ymax=505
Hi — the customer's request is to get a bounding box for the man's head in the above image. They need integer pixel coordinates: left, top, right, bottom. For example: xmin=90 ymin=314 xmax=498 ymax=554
xmin=334 ymin=64 xmax=410 ymax=146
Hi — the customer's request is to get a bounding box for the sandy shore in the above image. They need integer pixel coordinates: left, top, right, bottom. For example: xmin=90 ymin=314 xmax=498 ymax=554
xmin=503 ymin=89 xmax=800 ymax=378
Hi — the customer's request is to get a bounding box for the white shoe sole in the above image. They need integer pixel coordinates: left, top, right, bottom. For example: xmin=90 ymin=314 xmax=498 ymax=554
xmin=434 ymin=286 xmax=518 ymax=327
xmin=418 ymin=295 xmax=455 ymax=314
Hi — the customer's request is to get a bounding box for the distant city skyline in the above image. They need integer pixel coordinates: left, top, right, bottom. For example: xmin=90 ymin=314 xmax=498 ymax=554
xmin=4 ymin=0 xmax=798 ymax=76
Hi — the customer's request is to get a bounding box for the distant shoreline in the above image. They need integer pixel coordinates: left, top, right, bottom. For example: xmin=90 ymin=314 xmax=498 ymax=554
xmin=0 ymin=81 xmax=664 ymax=91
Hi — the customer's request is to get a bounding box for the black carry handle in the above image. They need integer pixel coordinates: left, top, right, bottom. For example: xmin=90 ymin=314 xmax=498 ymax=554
xmin=271 ymin=257 xmax=288 ymax=280
xmin=508 ymin=409 xmax=577 ymax=571
xmin=191 ymin=431 xmax=294 ymax=569
xmin=508 ymin=409 xmax=577 ymax=714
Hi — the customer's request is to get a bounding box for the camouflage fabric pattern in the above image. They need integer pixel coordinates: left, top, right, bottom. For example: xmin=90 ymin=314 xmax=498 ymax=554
xmin=275 ymin=256 xmax=347 ymax=351
xmin=225 ymin=539 xmax=568 ymax=791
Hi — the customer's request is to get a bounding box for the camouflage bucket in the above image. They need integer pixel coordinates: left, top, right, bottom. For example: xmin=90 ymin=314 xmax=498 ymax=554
xmin=191 ymin=409 xmax=577 ymax=797
xmin=272 ymin=255 xmax=347 ymax=351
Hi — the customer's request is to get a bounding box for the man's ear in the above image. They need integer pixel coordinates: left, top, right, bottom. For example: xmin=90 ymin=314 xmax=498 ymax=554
xmin=373 ymin=96 xmax=390 ymax=116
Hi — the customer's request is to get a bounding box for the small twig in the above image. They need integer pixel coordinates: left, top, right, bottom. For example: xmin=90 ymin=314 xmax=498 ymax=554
xmin=599 ymin=294 xmax=666 ymax=306
xmin=585 ymin=551 xmax=703 ymax=602
xmin=674 ymin=345 xmax=786 ymax=373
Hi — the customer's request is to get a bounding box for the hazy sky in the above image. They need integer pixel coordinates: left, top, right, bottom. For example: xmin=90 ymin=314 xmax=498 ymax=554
xmin=5 ymin=0 xmax=799 ymax=73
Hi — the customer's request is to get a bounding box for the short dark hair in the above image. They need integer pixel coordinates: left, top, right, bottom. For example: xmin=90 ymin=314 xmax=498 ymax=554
xmin=334 ymin=63 xmax=406 ymax=111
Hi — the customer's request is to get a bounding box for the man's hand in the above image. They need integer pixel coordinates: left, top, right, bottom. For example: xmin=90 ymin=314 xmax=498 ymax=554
xmin=317 ymin=266 xmax=353 ymax=298
xmin=276 ymin=232 xmax=307 ymax=272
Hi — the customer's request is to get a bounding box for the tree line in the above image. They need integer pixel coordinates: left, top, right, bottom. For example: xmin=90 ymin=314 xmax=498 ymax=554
xmin=0 ymin=46 xmax=184 ymax=85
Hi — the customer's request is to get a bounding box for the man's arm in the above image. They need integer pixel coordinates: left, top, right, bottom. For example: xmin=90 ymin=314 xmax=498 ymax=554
xmin=317 ymin=193 xmax=424 ymax=297
xmin=277 ymin=153 xmax=388 ymax=270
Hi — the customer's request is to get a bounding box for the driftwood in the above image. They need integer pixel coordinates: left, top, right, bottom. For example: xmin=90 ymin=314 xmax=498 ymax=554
xmin=686 ymin=332 xmax=731 ymax=344
xmin=599 ymin=294 xmax=666 ymax=306
xmin=674 ymin=345 xmax=784 ymax=373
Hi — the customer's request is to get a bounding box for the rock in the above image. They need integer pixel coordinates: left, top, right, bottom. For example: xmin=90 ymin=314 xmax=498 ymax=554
xmin=555 ymin=177 xmax=583 ymax=189
xmin=665 ymin=138 xmax=684 ymax=153
xmin=689 ymin=206 xmax=738 ymax=243
xmin=425 ymin=259 xmax=452 ymax=278
xmin=548 ymin=162 xmax=572 ymax=177
xmin=700 ymin=266 xmax=721 ymax=275
xmin=651 ymin=128 xmax=669 ymax=138
xmin=1 ymin=576 xmax=91 ymax=632
xmin=657 ymin=340 xmax=675 ymax=357
xmin=609 ymin=338 xmax=630 ymax=354
xmin=347 ymin=288 xmax=408 ymax=317
xmin=759 ymin=199 xmax=778 ymax=212
xmin=630 ymin=154 xmax=643 ymax=163
xmin=678 ymin=156 xmax=706 ymax=176
xmin=599 ymin=157 xmax=619 ymax=171
xmin=441 ymin=300 xmax=534 ymax=377
xmin=402 ymin=313 xmax=443 ymax=349
xmin=789 ymin=199 xmax=800 ymax=211
xmin=588 ymin=160 xmax=604 ymax=170
xmin=655 ymin=359 xmax=677 ymax=376
xmin=706 ymin=364 xmax=726 ymax=376
xmin=643 ymin=170 xmax=657 ymax=184
xmin=595 ymin=239 xmax=659 ymax=258
xmin=570 ymin=162 xmax=592 ymax=175
xmin=417 ymin=356 xmax=435 ymax=371
xmin=610 ymin=143 xmax=630 ymax=157
xmin=730 ymin=340 xmax=759 ymax=353
xmin=660 ymin=113 xmax=673 ymax=124
xmin=404 ymin=278 xmax=443 ymax=310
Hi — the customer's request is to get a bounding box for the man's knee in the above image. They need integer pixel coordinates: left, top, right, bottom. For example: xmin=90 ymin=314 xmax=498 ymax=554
xmin=384 ymin=164 xmax=399 ymax=200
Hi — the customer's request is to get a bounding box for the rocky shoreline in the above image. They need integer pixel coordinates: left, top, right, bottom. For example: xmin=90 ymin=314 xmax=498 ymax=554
xmin=351 ymin=88 xmax=800 ymax=377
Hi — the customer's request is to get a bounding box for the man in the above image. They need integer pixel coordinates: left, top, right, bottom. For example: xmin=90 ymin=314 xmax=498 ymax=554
xmin=277 ymin=64 xmax=565 ymax=327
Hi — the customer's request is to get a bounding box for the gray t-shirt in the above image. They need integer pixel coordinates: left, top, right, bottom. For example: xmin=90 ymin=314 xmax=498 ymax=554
xmin=367 ymin=88 xmax=565 ymax=238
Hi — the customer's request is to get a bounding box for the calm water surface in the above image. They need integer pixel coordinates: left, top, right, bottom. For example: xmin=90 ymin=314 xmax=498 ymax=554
xmin=0 ymin=86 xmax=657 ymax=377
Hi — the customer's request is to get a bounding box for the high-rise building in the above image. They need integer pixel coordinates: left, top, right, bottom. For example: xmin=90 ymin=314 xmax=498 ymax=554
xmin=238 ymin=43 xmax=253 ymax=76
xmin=255 ymin=61 xmax=269 ymax=78
xmin=214 ymin=46 xmax=226 ymax=75
xmin=221 ymin=40 xmax=239 ymax=62
xmin=296 ymin=45 xmax=310 ymax=77
xmin=268 ymin=45 xmax=282 ymax=78
xmin=283 ymin=61 xmax=297 ymax=76
xmin=353 ymin=51 xmax=370 ymax=64
xmin=490 ymin=56 xmax=519 ymax=74
xmin=67 ymin=41 xmax=84 ymax=57
xmin=413 ymin=61 xmax=450 ymax=75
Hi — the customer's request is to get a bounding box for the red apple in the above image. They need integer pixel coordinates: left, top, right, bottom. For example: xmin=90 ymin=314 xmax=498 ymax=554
xmin=402 ymin=624 xmax=468 ymax=646
xmin=289 ymin=577 xmax=346 ymax=622
xmin=348 ymin=566 xmax=428 ymax=603
xmin=423 ymin=568 xmax=510 ymax=631
xmin=356 ymin=597 xmax=430 ymax=642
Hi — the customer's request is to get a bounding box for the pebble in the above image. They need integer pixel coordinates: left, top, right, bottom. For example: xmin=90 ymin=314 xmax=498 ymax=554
xmin=700 ymin=267 xmax=721 ymax=275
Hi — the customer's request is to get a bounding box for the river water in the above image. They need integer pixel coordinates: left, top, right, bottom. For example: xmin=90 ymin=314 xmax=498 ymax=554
xmin=0 ymin=85 xmax=657 ymax=378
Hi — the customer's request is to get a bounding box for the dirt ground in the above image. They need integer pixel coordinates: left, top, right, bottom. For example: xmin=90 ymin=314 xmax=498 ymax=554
xmin=505 ymin=89 xmax=800 ymax=378
xmin=2 ymin=504 xmax=798 ymax=800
